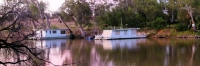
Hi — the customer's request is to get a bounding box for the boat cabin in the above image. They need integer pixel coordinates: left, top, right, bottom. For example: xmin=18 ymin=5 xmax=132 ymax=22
xmin=95 ymin=28 xmax=146 ymax=40
xmin=35 ymin=29 xmax=69 ymax=39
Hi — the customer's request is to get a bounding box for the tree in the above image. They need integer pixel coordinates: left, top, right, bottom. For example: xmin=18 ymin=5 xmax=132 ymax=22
xmin=0 ymin=0 xmax=52 ymax=65
xmin=175 ymin=0 xmax=200 ymax=30
xmin=61 ymin=0 xmax=92 ymax=37
xmin=166 ymin=0 xmax=178 ymax=27
xmin=89 ymin=0 xmax=108 ymax=34
xmin=96 ymin=0 xmax=167 ymax=29
xmin=29 ymin=0 xmax=50 ymax=29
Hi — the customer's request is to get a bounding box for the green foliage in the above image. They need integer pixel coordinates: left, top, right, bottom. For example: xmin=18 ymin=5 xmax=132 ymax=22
xmin=175 ymin=23 xmax=188 ymax=31
xmin=58 ymin=0 xmax=200 ymax=31
xmin=50 ymin=26 xmax=58 ymax=29
xmin=150 ymin=17 xmax=167 ymax=29
xmin=197 ymin=24 xmax=200 ymax=30
xmin=177 ymin=10 xmax=189 ymax=24
xmin=38 ymin=1 xmax=47 ymax=12
xmin=96 ymin=0 xmax=167 ymax=29
xmin=61 ymin=0 xmax=91 ymax=26
xmin=29 ymin=4 xmax=39 ymax=18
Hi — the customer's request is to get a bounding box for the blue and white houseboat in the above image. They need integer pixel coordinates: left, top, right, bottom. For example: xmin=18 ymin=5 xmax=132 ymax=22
xmin=95 ymin=28 xmax=146 ymax=40
xmin=29 ymin=29 xmax=69 ymax=40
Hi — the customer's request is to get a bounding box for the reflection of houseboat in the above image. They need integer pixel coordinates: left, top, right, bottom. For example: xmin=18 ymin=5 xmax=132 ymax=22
xmin=29 ymin=29 xmax=69 ymax=40
xmin=35 ymin=39 xmax=67 ymax=49
xmin=95 ymin=28 xmax=146 ymax=40
xmin=95 ymin=39 xmax=146 ymax=50
xmin=35 ymin=39 xmax=72 ymax=66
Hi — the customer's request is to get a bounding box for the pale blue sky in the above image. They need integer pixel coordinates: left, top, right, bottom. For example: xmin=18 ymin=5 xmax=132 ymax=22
xmin=42 ymin=0 xmax=65 ymax=12
xmin=0 ymin=0 xmax=65 ymax=12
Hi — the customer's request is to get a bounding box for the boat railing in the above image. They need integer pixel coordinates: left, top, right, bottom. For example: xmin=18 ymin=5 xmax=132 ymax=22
xmin=105 ymin=26 xmax=129 ymax=30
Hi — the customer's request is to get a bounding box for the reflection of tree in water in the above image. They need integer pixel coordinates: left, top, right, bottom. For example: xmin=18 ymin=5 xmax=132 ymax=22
xmin=95 ymin=39 xmax=200 ymax=66
xmin=0 ymin=41 xmax=46 ymax=66
xmin=62 ymin=39 xmax=87 ymax=65
xmin=62 ymin=40 xmax=95 ymax=66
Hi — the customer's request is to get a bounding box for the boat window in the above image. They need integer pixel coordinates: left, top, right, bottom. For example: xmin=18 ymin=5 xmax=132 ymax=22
xmin=60 ymin=30 xmax=66 ymax=34
xmin=53 ymin=30 xmax=56 ymax=34
xmin=115 ymin=31 xmax=120 ymax=35
xmin=124 ymin=31 xmax=127 ymax=35
xmin=50 ymin=31 xmax=51 ymax=34
xmin=131 ymin=30 xmax=136 ymax=35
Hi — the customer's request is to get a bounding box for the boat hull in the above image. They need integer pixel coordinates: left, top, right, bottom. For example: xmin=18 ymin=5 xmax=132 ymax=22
xmin=29 ymin=36 xmax=69 ymax=40
xmin=95 ymin=36 xmax=146 ymax=40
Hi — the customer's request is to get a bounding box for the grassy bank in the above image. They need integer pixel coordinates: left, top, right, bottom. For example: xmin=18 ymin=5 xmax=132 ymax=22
xmin=145 ymin=28 xmax=200 ymax=38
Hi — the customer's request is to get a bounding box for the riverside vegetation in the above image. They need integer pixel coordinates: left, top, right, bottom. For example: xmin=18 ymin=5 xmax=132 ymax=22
xmin=58 ymin=0 xmax=200 ymax=38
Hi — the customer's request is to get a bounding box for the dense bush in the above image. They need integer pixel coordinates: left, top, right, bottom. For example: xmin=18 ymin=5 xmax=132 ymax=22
xmin=150 ymin=17 xmax=167 ymax=29
xmin=175 ymin=23 xmax=187 ymax=31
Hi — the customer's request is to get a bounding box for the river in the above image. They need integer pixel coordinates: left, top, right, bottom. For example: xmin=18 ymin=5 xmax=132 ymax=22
xmin=33 ymin=38 xmax=200 ymax=66
xmin=1 ymin=38 xmax=200 ymax=66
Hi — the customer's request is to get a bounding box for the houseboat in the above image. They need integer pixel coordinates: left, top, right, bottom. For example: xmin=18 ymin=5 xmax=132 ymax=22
xmin=94 ymin=28 xmax=146 ymax=40
xmin=29 ymin=29 xmax=69 ymax=40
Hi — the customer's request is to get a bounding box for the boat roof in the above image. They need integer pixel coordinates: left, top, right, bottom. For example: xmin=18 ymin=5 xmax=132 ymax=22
xmin=105 ymin=28 xmax=140 ymax=30
xmin=37 ymin=29 xmax=69 ymax=31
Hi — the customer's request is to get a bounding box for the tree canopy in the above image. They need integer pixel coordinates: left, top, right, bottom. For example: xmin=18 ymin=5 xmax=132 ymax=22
xmin=60 ymin=0 xmax=92 ymax=37
xmin=92 ymin=0 xmax=200 ymax=30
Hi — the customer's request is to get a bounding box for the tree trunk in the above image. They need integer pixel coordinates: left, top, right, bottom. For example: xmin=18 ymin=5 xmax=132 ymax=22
xmin=94 ymin=16 xmax=97 ymax=35
xmin=72 ymin=16 xmax=86 ymax=37
xmin=185 ymin=5 xmax=195 ymax=30
xmin=44 ymin=14 xmax=50 ymax=29
xmin=78 ymin=23 xmax=86 ymax=37
xmin=33 ymin=0 xmax=50 ymax=29
xmin=31 ymin=20 xmax=36 ymax=30
xmin=58 ymin=16 xmax=73 ymax=34
xmin=58 ymin=16 xmax=75 ymax=39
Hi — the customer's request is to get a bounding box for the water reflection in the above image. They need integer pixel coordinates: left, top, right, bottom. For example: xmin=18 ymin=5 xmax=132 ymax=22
xmin=33 ymin=38 xmax=200 ymax=66
xmin=95 ymin=38 xmax=200 ymax=66
xmin=95 ymin=39 xmax=146 ymax=50
xmin=35 ymin=39 xmax=72 ymax=66
xmin=0 ymin=41 xmax=45 ymax=66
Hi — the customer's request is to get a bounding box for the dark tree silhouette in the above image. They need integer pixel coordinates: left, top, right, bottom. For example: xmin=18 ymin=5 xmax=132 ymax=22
xmin=0 ymin=1 xmax=52 ymax=66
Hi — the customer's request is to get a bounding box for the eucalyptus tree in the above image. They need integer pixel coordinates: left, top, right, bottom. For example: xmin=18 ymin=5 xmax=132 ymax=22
xmin=95 ymin=5 xmax=109 ymax=29
xmin=166 ymin=0 xmax=178 ymax=22
xmin=61 ymin=0 xmax=92 ymax=37
xmin=175 ymin=0 xmax=200 ymax=30
xmin=136 ymin=0 xmax=166 ymax=27
xmin=88 ymin=0 xmax=109 ymax=34
xmin=29 ymin=0 xmax=50 ymax=29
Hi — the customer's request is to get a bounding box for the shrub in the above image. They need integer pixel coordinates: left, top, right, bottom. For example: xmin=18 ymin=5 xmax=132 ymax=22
xmin=51 ymin=26 xmax=58 ymax=29
xmin=175 ymin=23 xmax=187 ymax=31
xmin=151 ymin=17 xmax=166 ymax=29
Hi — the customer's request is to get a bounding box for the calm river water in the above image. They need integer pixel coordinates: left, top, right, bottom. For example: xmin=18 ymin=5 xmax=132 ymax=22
xmin=33 ymin=38 xmax=200 ymax=66
xmin=1 ymin=38 xmax=200 ymax=66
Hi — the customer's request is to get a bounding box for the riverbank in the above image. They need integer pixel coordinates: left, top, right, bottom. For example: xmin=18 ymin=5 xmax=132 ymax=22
xmin=70 ymin=27 xmax=200 ymax=39
xmin=145 ymin=28 xmax=200 ymax=38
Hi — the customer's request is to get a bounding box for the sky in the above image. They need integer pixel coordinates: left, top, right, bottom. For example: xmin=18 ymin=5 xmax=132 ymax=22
xmin=41 ymin=0 xmax=65 ymax=12
xmin=0 ymin=0 xmax=65 ymax=12
xmin=0 ymin=0 xmax=3 ymax=4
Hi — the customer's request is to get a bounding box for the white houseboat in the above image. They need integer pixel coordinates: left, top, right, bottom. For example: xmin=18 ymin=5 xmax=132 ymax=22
xmin=95 ymin=28 xmax=146 ymax=40
xmin=29 ymin=29 xmax=69 ymax=40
